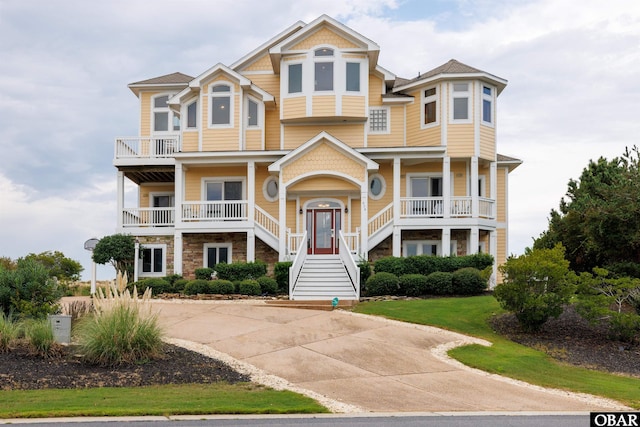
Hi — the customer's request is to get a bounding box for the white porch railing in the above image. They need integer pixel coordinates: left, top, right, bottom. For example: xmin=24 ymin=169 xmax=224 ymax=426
xmin=114 ymin=136 xmax=181 ymax=159
xmin=289 ymin=230 xmax=308 ymax=297
xmin=181 ymin=201 xmax=247 ymax=221
xmin=342 ymin=227 xmax=360 ymax=254
xmin=479 ymin=198 xmax=495 ymax=218
xmin=287 ymin=229 xmax=306 ymax=255
xmin=122 ymin=207 xmax=174 ymax=227
xmin=339 ymin=231 xmax=360 ymax=299
xmin=451 ymin=197 xmax=472 ymax=217
xmin=255 ymin=206 xmax=279 ymax=239
xmin=368 ymin=202 xmax=394 ymax=236
xmin=401 ymin=197 xmax=444 ymax=217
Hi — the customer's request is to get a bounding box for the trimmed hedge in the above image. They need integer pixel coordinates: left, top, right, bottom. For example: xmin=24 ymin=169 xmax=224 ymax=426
xmin=257 ymin=276 xmax=278 ymax=295
xmin=184 ymin=279 xmax=212 ymax=295
xmin=130 ymin=278 xmax=170 ymax=295
xmin=374 ymin=253 xmax=493 ymax=277
xmin=426 ymin=271 xmax=453 ymax=295
xmin=274 ymin=262 xmax=292 ymax=293
xmin=399 ymin=274 xmax=429 ymax=297
xmin=238 ymin=279 xmax=261 ymax=296
xmin=365 ymin=272 xmax=399 ymax=296
xmin=215 ymin=261 xmax=267 ymax=282
xmin=210 ymin=280 xmax=234 ymax=295
xmin=452 ymin=267 xmax=486 ymax=295
xmin=195 ymin=268 xmax=214 ymax=280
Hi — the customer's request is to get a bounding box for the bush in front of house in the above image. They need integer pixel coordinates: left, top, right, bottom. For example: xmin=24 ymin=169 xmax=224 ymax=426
xmin=365 ymin=272 xmax=400 ymax=296
xmin=215 ymin=261 xmax=267 ymax=282
xmin=373 ymin=256 xmax=404 ymax=276
xmin=257 ymin=276 xmax=278 ymax=295
xmin=374 ymin=253 xmax=494 ymax=278
xmin=172 ymin=278 xmax=189 ymax=293
xmin=184 ymin=279 xmax=213 ymax=295
xmin=358 ymin=259 xmax=372 ymax=285
xmin=195 ymin=268 xmax=214 ymax=280
xmin=238 ymin=279 xmax=261 ymax=296
xmin=426 ymin=271 xmax=454 ymax=295
xmin=133 ymin=278 xmax=171 ymax=296
xmin=452 ymin=267 xmax=487 ymax=295
xmin=399 ymin=274 xmax=430 ymax=297
xmin=209 ymin=280 xmax=235 ymax=295
xmin=274 ymin=261 xmax=292 ymax=293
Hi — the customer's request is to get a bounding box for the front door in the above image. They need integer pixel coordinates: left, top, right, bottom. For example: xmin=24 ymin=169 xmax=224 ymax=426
xmin=307 ymin=207 xmax=341 ymax=255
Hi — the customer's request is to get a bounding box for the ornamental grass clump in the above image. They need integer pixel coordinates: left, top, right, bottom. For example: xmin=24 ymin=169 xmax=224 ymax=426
xmin=0 ymin=313 xmax=19 ymax=352
xmin=76 ymin=271 xmax=164 ymax=366
xmin=23 ymin=318 xmax=58 ymax=357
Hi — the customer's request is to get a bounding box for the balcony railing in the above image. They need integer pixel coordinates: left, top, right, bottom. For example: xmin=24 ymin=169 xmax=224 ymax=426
xmin=181 ymin=201 xmax=248 ymax=222
xmin=114 ymin=136 xmax=181 ymax=159
xmin=122 ymin=207 xmax=174 ymax=227
xmin=400 ymin=197 xmax=495 ymax=219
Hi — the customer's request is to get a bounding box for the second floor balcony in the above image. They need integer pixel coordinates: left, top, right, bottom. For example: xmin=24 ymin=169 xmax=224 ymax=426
xmin=114 ymin=136 xmax=181 ymax=165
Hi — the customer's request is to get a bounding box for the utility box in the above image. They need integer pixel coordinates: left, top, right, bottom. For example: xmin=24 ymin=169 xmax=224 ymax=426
xmin=48 ymin=315 xmax=71 ymax=344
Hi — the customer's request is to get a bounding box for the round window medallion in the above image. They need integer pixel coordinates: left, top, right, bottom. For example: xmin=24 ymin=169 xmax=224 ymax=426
xmin=369 ymin=174 xmax=386 ymax=199
xmin=263 ymin=177 xmax=279 ymax=201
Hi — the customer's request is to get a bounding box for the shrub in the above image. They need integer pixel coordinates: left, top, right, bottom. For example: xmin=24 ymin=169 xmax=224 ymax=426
xmin=373 ymin=257 xmax=404 ymax=276
xmin=403 ymin=256 xmax=440 ymax=276
xmin=184 ymin=279 xmax=213 ymax=295
xmin=426 ymin=272 xmax=454 ymax=295
xmin=399 ymin=274 xmax=429 ymax=297
xmin=609 ymin=312 xmax=640 ymax=343
xmin=452 ymin=267 xmax=487 ymax=295
xmin=365 ymin=272 xmax=400 ymax=296
xmin=164 ymin=274 xmax=183 ymax=286
xmin=195 ymin=268 xmax=214 ymax=280
xmin=238 ymin=279 xmax=261 ymax=296
xmin=257 ymin=276 xmax=278 ymax=295
xmin=24 ymin=318 xmax=57 ymax=357
xmin=358 ymin=259 xmax=372 ymax=285
xmin=274 ymin=262 xmax=292 ymax=293
xmin=172 ymin=278 xmax=189 ymax=293
xmin=134 ymin=278 xmax=171 ymax=296
xmin=466 ymin=253 xmax=495 ymax=271
xmin=210 ymin=280 xmax=235 ymax=295
xmin=215 ymin=261 xmax=267 ymax=282
xmin=0 ymin=313 xmax=19 ymax=352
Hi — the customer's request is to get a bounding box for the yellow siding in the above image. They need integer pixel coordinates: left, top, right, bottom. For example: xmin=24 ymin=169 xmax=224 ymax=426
xmin=184 ymin=166 xmax=246 ymax=201
xmin=283 ymin=97 xmax=306 ymax=120
xmin=497 ymin=228 xmax=507 ymax=277
xmin=247 ymin=74 xmax=280 ymax=98
xmin=368 ymin=75 xmax=383 ymax=107
xmin=248 ymin=73 xmax=282 ymax=150
xmin=479 ymin=125 xmax=495 ymax=160
xmin=447 ymin=124 xmax=474 ymax=157
xmin=312 ymin=95 xmax=336 ymax=116
xmin=283 ymin=124 xmax=364 ymax=149
xmin=254 ymin=165 xmax=279 ymax=219
xmin=342 ymin=95 xmax=365 ymax=117
xmin=242 ymin=53 xmax=273 ymax=72
xmin=245 ymin=129 xmax=262 ymax=150
xmin=451 ymin=161 xmax=467 ymax=197
xmin=286 ymin=200 xmax=297 ymax=233
xmin=405 ymin=87 xmax=442 ymax=147
xmin=282 ymin=141 xmax=365 ymax=184
xmin=139 ymin=184 xmax=174 ymax=207
xmin=368 ymin=162 xmax=393 ymax=217
xmin=497 ymin=167 xmax=507 ymax=222
xmin=290 ymin=27 xmax=359 ymax=50
xmin=288 ymin=176 xmax=358 ymax=192
xmin=401 ymin=161 xmax=443 ymax=197
xmin=283 ymin=55 xmax=307 ymax=62
xmin=182 ymin=132 xmax=198 ymax=152
xmin=479 ymin=164 xmax=491 ymax=196
xmin=368 ymin=105 xmax=404 ymax=148
xmin=140 ymin=92 xmax=154 ymax=136
xmin=349 ymin=198 xmax=361 ymax=234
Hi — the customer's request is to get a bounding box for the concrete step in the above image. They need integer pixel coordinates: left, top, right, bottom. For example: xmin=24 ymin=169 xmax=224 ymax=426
xmin=264 ymin=299 xmax=358 ymax=311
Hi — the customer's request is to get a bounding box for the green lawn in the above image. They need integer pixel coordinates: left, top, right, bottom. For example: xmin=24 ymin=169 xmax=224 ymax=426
xmin=355 ymin=296 xmax=640 ymax=409
xmin=0 ymin=383 xmax=328 ymax=418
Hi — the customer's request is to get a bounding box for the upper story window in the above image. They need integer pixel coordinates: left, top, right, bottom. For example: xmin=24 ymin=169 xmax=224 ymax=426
xmin=210 ymin=84 xmax=232 ymax=127
xmin=451 ymin=82 xmax=470 ymax=122
xmin=153 ymin=95 xmax=179 ymax=132
xmin=247 ymin=97 xmax=260 ymax=128
xmin=422 ymin=86 xmax=438 ymax=127
xmin=482 ymin=85 xmax=493 ymax=125
xmin=346 ymin=62 xmax=360 ymax=92
xmin=369 ymin=107 xmax=389 ymax=134
xmin=314 ymin=48 xmax=334 ymax=91
xmin=186 ymin=100 xmax=197 ymax=129
xmin=288 ymin=63 xmax=302 ymax=94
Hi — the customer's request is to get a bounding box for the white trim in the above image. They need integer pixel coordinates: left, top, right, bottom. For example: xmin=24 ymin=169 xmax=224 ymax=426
xmin=262 ymin=176 xmax=279 ymax=202
xmin=245 ymin=95 xmax=263 ymax=129
xmin=148 ymin=192 xmax=175 ymax=208
xmin=184 ymin=97 xmax=198 ymax=131
xmin=449 ymin=81 xmax=472 ymax=124
xmin=481 ymin=84 xmax=495 ymax=127
xmin=368 ymin=106 xmax=390 ymax=134
xmin=139 ymin=243 xmax=166 ymax=277
xmin=203 ymin=243 xmax=233 ymax=268
xmin=151 ymin=92 xmax=180 ymax=134
xmin=420 ymin=84 xmax=439 ymax=129
xmin=208 ymin=81 xmax=235 ymax=129
xmin=201 ymin=176 xmax=247 ymax=200
xmin=368 ymin=173 xmax=386 ymax=200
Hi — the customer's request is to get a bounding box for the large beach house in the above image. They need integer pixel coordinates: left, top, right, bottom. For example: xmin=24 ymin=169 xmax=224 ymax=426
xmin=113 ymin=15 xmax=521 ymax=300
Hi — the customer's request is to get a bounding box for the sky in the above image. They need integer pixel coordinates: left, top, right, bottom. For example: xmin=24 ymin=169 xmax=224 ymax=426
xmin=1 ymin=0 xmax=639 ymax=280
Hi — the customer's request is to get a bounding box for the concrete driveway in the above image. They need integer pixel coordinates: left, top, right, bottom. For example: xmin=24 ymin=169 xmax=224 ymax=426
xmin=152 ymin=300 xmax=627 ymax=413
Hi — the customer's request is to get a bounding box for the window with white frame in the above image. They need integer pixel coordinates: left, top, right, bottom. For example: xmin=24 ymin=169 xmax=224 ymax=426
xmin=186 ymin=100 xmax=197 ymax=129
xmin=346 ymin=62 xmax=360 ymax=92
xmin=369 ymin=173 xmax=386 ymax=200
xmin=478 ymin=175 xmax=486 ymax=198
xmin=210 ymin=84 xmax=232 ymax=126
xmin=152 ymin=95 xmax=179 ymax=132
xmin=403 ymin=240 xmax=457 ymax=257
xmin=204 ymin=178 xmax=244 ymax=219
xmin=262 ymin=176 xmax=279 ymax=202
xmin=422 ymin=86 xmax=438 ymax=126
xmin=140 ymin=244 xmax=166 ymax=276
xmin=369 ymin=107 xmax=389 ymax=133
xmin=451 ymin=82 xmax=470 ymax=122
xmin=314 ymin=48 xmax=334 ymax=91
xmin=482 ymin=85 xmax=493 ymax=125
xmin=288 ymin=63 xmax=302 ymax=94
xmin=247 ymin=97 xmax=260 ymax=128
xmin=204 ymin=243 xmax=231 ymax=270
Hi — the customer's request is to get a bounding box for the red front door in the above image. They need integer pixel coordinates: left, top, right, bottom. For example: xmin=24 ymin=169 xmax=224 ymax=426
xmin=313 ymin=209 xmax=334 ymax=254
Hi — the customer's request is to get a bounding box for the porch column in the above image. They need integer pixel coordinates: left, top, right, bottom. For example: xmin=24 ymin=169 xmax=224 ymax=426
xmin=174 ymin=163 xmax=183 ymax=225
xmin=173 ymin=231 xmax=183 ymax=275
xmin=247 ymin=229 xmax=255 ymax=262
xmin=442 ymin=156 xmax=451 ymax=218
xmin=490 ymin=230 xmax=498 ymax=288
xmin=441 ymin=227 xmax=451 ymax=256
xmin=470 ymin=227 xmax=480 ymax=255
xmin=471 ymin=156 xmax=479 ymax=217
xmin=247 ymin=161 xmax=256 ymax=262
xmin=360 ymin=174 xmax=369 ymax=259
xmin=392 ymin=157 xmax=401 ymax=257
xmin=490 ymin=161 xmax=497 ymax=218
xmin=278 ymin=176 xmax=287 ymax=261
xmin=116 ymin=170 xmax=125 ymax=229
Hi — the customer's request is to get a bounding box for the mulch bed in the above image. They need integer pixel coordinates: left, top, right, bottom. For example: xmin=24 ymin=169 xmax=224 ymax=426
xmin=490 ymin=305 xmax=640 ymax=378
xmin=0 ymin=343 xmax=249 ymax=390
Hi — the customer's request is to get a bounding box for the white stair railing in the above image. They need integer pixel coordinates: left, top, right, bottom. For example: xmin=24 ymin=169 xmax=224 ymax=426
xmin=255 ymin=206 xmax=279 ymax=239
xmin=288 ymin=230 xmax=308 ymax=298
xmin=339 ymin=231 xmax=360 ymax=299
xmin=368 ymin=202 xmax=394 ymax=236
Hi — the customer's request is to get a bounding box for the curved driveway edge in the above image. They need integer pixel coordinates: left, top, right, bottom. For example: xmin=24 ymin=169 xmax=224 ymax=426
xmin=153 ymin=300 xmax=630 ymax=413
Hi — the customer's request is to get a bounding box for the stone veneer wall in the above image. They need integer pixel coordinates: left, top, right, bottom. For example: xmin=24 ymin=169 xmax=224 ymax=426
xmin=367 ymin=229 xmax=473 ymax=262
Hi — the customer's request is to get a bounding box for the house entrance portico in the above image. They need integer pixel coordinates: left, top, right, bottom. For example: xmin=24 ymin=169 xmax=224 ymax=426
xmin=304 ymin=200 xmax=342 ymax=255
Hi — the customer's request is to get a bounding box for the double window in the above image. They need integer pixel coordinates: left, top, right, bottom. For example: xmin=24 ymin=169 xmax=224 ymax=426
xmin=140 ymin=244 xmax=165 ymax=276
xmin=204 ymin=243 xmax=231 ymax=270
xmin=210 ymin=84 xmax=232 ymax=127
xmin=204 ymin=179 xmax=244 ymax=219
xmin=451 ymin=82 xmax=470 ymax=122
xmin=403 ymin=240 xmax=457 ymax=257
xmin=152 ymin=95 xmax=179 ymax=132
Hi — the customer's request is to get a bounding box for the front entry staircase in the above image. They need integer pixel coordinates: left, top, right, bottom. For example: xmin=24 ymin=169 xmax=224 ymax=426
xmin=291 ymin=255 xmax=358 ymax=301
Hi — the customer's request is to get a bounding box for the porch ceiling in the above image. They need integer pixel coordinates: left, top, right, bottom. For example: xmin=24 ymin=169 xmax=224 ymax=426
xmin=121 ymin=166 xmax=175 ymax=184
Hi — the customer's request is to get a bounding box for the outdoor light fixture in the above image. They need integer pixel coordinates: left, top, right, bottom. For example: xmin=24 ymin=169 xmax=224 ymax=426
xmin=299 ymin=208 xmax=303 ymax=214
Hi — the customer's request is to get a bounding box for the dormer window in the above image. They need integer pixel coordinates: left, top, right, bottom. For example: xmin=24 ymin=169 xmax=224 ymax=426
xmin=210 ymin=84 xmax=232 ymax=127
xmin=152 ymin=95 xmax=179 ymax=132
xmin=314 ymin=48 xmax=334 ymax=91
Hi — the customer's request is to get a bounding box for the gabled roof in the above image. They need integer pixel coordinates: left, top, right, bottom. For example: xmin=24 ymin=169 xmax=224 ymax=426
xmin=497 ymin=153 xmax=523 ymax=171
xmin=268 ymin=131 xmax=378 ymax=176
xmin=269 ymin=14 xmax=380 ymax=73
xmin=128 ymin=72 xmax=194 ymax=96
xmin=393 ymin=59 xmax=508 ymax=95
xmin=231 ymin=21 xmax=305 ymax=72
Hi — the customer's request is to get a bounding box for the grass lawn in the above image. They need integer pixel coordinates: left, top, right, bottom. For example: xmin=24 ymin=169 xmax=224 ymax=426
xmin=355 ymin=296 xmax=640 ymax=409
xmin=0 ymin=383 xmax=328 ymax=418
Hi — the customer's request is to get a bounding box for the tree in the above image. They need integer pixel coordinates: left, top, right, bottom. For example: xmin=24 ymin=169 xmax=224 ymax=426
xmin=534 ymin=147 xmax=640 ymax=276
xmin=0 ymin=257 xmax=16 ymax=271
xmin=92 ymin=234 xmax=136 ymax=280
xmin=494 ymin=244 xmax=576 ymax=332
xmin=23 ymin=251 xmax=83 ymax=284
